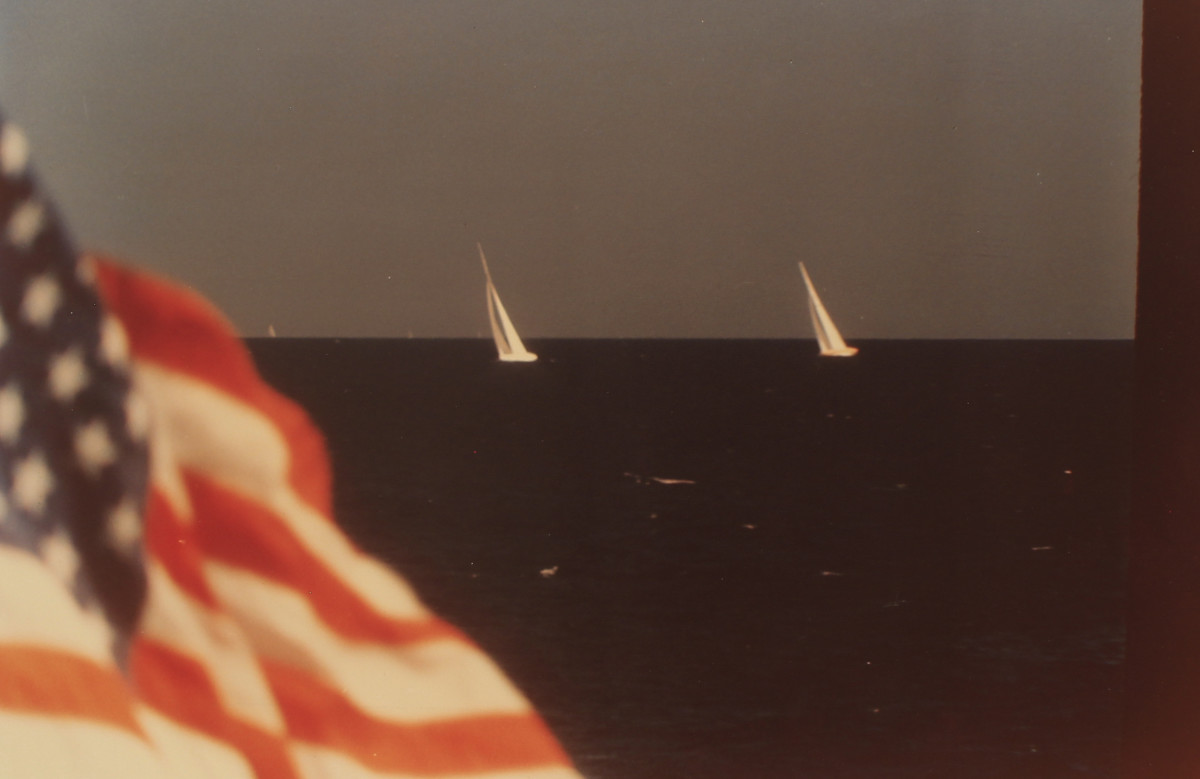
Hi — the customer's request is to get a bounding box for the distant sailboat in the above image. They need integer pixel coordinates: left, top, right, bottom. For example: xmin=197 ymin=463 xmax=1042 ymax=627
xmin=478 ymin=243 xmax=538 ymax=363
xmin=798 ymin=262 xmax=858 ymax=357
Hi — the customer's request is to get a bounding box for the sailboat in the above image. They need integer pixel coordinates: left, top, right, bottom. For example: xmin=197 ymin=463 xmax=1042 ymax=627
xmin=478 ymin=243 xmax=538 ymax=363
xmin=798 ymin=262 xmax=858 ymax=357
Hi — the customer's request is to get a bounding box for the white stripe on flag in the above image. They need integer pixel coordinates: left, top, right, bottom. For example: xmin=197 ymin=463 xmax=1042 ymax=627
xmin=136 ymin=363 xmax=427 ymax=621
xmin=0 ymin=710 xmax=162 ymax=779
xmin=206 ymin=562 xmax=533 ymax=723
xmin=289 ymin=742 xmax=585 ymax=779
xmin=0 ymin=546 xmax=116 ymax=663
xmin=135 ymin=705 xmax=259 ymax=779
xmin=138 ymin=562 xmax=286 ymax=733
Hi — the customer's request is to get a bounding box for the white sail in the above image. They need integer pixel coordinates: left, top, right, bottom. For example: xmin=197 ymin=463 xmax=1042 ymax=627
xmin=799 ymin=262 xmax=858 ymax=357
xmin=478 ymin=243 xmax=538 ymax=363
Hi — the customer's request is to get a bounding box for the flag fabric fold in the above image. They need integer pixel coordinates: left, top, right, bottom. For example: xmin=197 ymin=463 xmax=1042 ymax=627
xmin=0 ymin=112 xmax=580 ymax=778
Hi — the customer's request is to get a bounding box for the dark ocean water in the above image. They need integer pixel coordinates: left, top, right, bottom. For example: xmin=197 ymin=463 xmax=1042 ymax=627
xmin=245 ymin=338 xmax=1131 ymax=779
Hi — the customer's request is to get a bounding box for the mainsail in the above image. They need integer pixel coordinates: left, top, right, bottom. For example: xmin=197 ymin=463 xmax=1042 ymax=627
xmin=479 ymin=243 xmax=538 ymax=363
xmin=799 ymin=262 xmax=858 ymax=357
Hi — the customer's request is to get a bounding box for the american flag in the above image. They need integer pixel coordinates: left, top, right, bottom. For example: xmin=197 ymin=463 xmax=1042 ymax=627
xmin=0 ymin=112 xmax=580 ymax=778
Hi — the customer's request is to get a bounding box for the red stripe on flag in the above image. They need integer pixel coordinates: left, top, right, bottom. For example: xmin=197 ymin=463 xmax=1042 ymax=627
xmin=131 ymin=640 xmax=298 ymax=779
xmin=0 ymin=646 xmax=142 ymax=734
xmin=142 ymin=489 xmax=219 ymax=609
xmin=93 ymin=257 xmax=332 ymax=520
xmin=265 ymin=659 xmax=574 ymax=776
xmin=184 ymin=472 xmax=462 ymax=646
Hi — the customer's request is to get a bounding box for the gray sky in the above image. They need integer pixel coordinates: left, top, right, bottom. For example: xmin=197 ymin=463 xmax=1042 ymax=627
xmin=0 ymin=1 xmax=1141 ymax=339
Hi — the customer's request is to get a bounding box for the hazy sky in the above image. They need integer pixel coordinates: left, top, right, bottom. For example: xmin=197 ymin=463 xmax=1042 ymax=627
xmin=0 ymin=1 xmax=1141 ymax=338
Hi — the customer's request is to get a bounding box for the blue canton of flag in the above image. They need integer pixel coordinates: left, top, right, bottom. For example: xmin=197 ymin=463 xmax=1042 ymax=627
xmin=0 ymin=113 xmax=149 ymax=664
